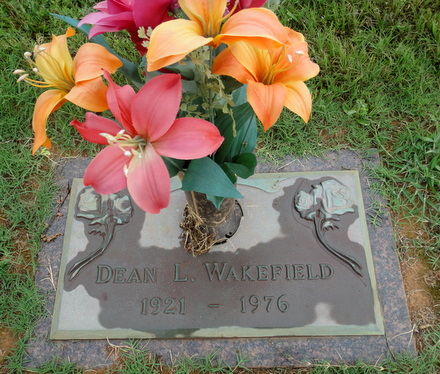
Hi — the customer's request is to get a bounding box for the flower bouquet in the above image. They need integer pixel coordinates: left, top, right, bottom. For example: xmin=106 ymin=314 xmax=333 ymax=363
xmin=15 ymin=0 xmax=319 ymax=253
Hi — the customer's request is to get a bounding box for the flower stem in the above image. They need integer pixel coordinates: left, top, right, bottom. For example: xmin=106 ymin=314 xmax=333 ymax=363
xmin=209 ymin=46 xmax=215 ymax=125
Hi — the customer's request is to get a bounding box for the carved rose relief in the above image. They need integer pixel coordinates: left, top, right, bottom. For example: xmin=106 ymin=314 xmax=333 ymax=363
xmin=295 ymin=180 xmax=355 ymax=225
xmin=294 ymin=179 xmax=363 ymax=277
xmin=68 ymin=186 xmax=133 ymax=281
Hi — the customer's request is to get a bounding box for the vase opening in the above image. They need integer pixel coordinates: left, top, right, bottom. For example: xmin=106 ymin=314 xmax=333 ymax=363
xmin=180 ymin=191 xmax=243 ymax=256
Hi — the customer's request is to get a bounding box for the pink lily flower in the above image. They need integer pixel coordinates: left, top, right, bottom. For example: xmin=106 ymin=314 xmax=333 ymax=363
xmin=72 ymin=72 xmax=224 ymax=213
xmin=226 ymin=0 xmax=267 ymax=14
xmin=79 ymin=0 xmax=177 ymax=54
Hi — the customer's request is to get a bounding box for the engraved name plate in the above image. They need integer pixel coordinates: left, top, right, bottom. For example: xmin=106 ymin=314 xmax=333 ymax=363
xmin=50 ymin=171 xmax=384 ymax=339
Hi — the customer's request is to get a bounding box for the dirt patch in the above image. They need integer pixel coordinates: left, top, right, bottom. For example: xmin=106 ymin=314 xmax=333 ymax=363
xmin=0 ymin=327 xmax=18 ymax=372
xmin=319 ymin=127 xmax=348 ymax=147
xmin=401 ymin=260 xmax=438 ymax=319
xmin=9 ymin=231 xmax=34 ymax=275
xmin=395 ymin=217 xmax=439 ymax=350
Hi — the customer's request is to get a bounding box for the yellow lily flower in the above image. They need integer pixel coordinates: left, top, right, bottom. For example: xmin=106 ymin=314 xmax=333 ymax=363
xmin=212 ymin=29 xmax=320 ymax=130
xmin=15 ymin=27 xmax=122 ymax=154
xmin=146 ymin=0 xmax=288 ymax=72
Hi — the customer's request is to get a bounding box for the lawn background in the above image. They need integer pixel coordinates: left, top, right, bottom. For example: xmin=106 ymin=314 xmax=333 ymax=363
xmin=0 ymin=0 xmax=438 ymax=372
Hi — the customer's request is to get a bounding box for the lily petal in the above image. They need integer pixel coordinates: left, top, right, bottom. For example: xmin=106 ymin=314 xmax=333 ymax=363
xmin=276 ymin=42 xmax=320 ymax=83
xmin=153 ymin=118 xmax=224 ymax=159
xmin=179 ymin=0 xmax=227 ymax=34
xmin=65 ymin=77 xmax=109 ymax=112
xmin=216 ymin=8 xmax=287 ymax=49
xmin=73 ymin=43 xmax=122 ymax=83
xmin=85 ymin=12 xmax=135 ymax=38
xmin=227 ymin=0 xmax=267 ymax=13
xmin=285 ymin=28 xmax=305 ymax=44
xmin=146 ymin=19 xmax=212 ymax=71
xmin=247 ymin=81 xmax=286 ymax=131
xmin=36 ymin=28 xmax=75 ymax=80
xmin=32 ymin=90 xmax=66 ymax=154
xmin=238 ymin=0 xmax=267 ymax=8
xmin=107 ymin=0 xmax=131 ymax=13
xmin=71 ymin=112 xmax=122 ymax=144
xmin=103 ymin=70 xmax=136 ymax=134
xmin=127 ymin=144 xmax=170 ymax=214
xmin=212 ymin=47 xmax=255 ymax=83
xmin=284 ymin=81 xmax=313 ymax=123
xmin=84 ymin=145 xmax=130 ymax=194
xmin=93 ymin=1 xmax=109 ymax=12
xmin=131 ymin=74 xmax=182 ymax=141
xmin=225 ymin=41 xmax=270 ymax=83
xmin=78 ymin=11 xmax=111 ymax=28
xmin=133 ymin=0 xmax=173 ymax=29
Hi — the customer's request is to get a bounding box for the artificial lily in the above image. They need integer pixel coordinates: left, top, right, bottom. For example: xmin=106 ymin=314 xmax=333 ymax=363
xmin=146 ymin=0 xmax=288 ymax=72
xmin=14 ymin=27 xmax=122 ymax=154
xmin=212 ymin=29 xmax=320 ymax=130
xmin=72 ymin=72 xmax=224 ymax=214
xmin=79 ymin=0 xmax=178 ymax=54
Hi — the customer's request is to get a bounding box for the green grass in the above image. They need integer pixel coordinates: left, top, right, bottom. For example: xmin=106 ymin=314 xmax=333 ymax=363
xmin=7 ymin=333 xmax=438 ymax=374
xmin=259 ymin=0 xmax=440 ymax=266
xmin=0 ymin=0 xmax=439 ymax=372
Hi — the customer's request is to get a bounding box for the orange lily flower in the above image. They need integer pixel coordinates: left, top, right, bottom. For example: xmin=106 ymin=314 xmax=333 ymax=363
xmin=15 ymin=27 xmax=122 ymax=154
xmin=212 ymin=29 xmax=320 ymax=130
xmin=146 ymin=0 xmax=288 ymax=72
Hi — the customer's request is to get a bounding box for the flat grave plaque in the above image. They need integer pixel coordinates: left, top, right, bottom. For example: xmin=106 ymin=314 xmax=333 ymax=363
xmin=51 ymin=170 xmax=384 ymax=339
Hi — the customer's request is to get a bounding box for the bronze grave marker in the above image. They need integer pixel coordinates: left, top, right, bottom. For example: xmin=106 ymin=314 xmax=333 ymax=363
xmin=51 ymin=170 xmax=384 ymax=339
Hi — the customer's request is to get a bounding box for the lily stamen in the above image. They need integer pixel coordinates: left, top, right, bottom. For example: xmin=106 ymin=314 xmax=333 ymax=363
xmin=16 ymin=74 xmax=29 ymax=82
xmin=17 ymin=47 xmax=76 ymax=92
xmin=123 ymin=165 xmax=129 ymax=177
xmin=100 ymin=131 xmax=147 ymax=157
xmin=262 ymin=47 xmax=303 ymax=85
xmin=19 ymin=77 xmax=54 ymax=87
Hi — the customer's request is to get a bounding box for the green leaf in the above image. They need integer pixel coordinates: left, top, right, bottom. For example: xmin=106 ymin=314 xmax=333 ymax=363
xmin=222 ymin=76 xmax=244 ymax=94
xmin=229 ymin=113 xmax=257 ymax=157
xmin=51 ymin=14 xmax=143 ymax=88
xmin=214 ymin=102 xmax=257 ymax=164
xmin=231 ymin=84 xmax=247 ymax=106
xmin=220 ymin=164 xmax=238 ymax=185
xmin=164 ymin=59 xmax=196 ymax=80
xmin=143 ymin=70 xmax=198 ymax=93
xmin=205 ymin=194 xmax=225 ymax=209
xmin=163 ymin=157 xmax=185 ymax=178
xmin=182 ymin=157 xmax=243 ymax=207
xmin=224 ymin=153 xmax=257 ymax=179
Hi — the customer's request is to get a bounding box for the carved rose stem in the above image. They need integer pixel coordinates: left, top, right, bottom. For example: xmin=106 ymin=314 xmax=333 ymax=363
xmin=67 ymin=217 xmax=116 ymax=281
xmin=313 ymin=211 xmax=363 ymax=277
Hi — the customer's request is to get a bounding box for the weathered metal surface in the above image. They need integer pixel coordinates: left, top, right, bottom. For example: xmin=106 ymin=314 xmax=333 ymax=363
xmin=51 ymin=171 xmax=383 ymax=339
